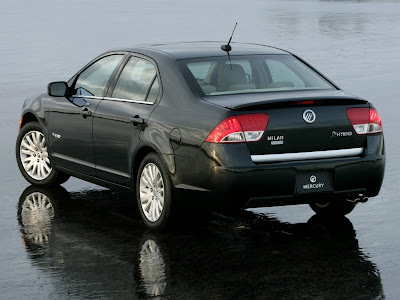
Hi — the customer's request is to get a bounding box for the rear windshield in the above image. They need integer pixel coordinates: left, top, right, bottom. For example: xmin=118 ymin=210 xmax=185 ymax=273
xmin=180 ymin=54 xmax=335 ymax=96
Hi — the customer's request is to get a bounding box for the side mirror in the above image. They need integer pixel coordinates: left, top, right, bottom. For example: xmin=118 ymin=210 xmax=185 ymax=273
xmin=48 ymin=81 xmax=68 ymax=97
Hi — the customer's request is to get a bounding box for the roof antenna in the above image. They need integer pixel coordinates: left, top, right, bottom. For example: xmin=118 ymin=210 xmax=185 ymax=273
xmin=221 ymin=23 xmax=238 ymax=68
xmin=221 ymin=22 xmax=238 ymax=52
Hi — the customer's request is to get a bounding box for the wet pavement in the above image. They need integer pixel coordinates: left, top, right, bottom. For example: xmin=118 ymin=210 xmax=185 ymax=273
xmin=1 ymin=0 xmax=400 ymax=299
xmin=14 ymin=186 xmax=382 ymax=299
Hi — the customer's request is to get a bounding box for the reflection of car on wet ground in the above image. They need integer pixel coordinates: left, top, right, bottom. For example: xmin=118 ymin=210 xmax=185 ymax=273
xmin=17 ymin=186 xmax=384 ymax=299
xmin=16 ymin=42 xmax=385 ymax=229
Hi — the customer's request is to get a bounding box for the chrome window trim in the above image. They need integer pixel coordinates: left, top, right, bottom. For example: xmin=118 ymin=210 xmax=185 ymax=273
xmin=71 ymin=95 xmax=104 ymax=100
xmin=251 ymin=147 xmax=364 ymax=163
xmin=103 ymin=97 xmax=154 ymax=105
xmin=70 ymin=95 xmax=155 ymax=105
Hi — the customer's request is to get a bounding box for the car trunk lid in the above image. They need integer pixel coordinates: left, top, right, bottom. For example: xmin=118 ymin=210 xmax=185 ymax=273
xmin=203 ymin=91 xmax=369 ymax=161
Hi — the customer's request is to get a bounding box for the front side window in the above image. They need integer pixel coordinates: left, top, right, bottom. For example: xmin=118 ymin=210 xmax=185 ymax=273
xmin=112 ymin=56 xmax=159 ymax=102
xmin=182 ymin=54 xmax=334 ymax=96
xmin=73 ymin=55 xmax=123 ymax=97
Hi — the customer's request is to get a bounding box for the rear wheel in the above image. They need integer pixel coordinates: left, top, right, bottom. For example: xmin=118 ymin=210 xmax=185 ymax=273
xmin=16 ymin=122 xmax=70 ymax=186
xmin=136 ymin=153 xmax=173 ymax=231
xmin=309 ymin=199 xmax=356 ymax=217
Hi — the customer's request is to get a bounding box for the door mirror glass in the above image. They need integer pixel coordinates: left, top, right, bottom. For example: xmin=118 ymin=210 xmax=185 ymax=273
xmin=48 ymin=81 xmax=68 ymax=97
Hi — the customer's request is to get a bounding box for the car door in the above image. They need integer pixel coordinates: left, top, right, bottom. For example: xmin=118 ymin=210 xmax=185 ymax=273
xmin=93 ymin=55 xmax=160 ymax=185
xmin=48 ymin=54 xmax=125 ymax=175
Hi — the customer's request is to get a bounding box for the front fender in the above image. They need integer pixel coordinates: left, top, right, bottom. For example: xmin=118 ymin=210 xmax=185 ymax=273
xmin=22 ymin=92 xmax=51 ymax=118
xmin=21 ymin=92 xmax=53 ymax=138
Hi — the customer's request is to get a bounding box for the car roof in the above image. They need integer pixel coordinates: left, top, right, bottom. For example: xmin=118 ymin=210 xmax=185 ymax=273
xmin=117 ymin=41 xmax=290 ymax=59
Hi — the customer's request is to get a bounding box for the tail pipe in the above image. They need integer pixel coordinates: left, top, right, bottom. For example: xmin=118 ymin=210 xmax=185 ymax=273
xmin=346 ymin=193 xmax=368 ymax=204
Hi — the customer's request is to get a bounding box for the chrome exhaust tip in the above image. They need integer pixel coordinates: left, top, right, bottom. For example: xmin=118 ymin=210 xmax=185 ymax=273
xmin=346 ymin=194 xmax=368 ymax=204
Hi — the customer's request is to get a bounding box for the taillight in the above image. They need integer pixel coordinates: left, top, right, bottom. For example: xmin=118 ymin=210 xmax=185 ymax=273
xmin=205 ymin=114 xmax=269 ymax=143
xmin=346 ymin=107 xmax=383 ymax=135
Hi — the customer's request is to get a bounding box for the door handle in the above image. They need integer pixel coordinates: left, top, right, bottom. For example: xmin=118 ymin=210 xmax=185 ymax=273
xmin=130 ymin=115 xmax=144 ymax=126
xmin=80 ymin=108 xmax=92 ymax=117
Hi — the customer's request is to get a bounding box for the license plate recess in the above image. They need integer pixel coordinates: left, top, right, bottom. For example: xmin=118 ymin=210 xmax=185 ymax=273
xmin=296 ymin=171 xmax=333 ymax=194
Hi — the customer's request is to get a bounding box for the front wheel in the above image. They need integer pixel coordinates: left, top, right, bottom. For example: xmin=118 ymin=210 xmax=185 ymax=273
xmin=136 ymin=153 xmax=173 ymax=231
xmin=309 ymin=199 xmax=356 ymax=217
xmin=16 ymin=122 xmax=70 ymax=186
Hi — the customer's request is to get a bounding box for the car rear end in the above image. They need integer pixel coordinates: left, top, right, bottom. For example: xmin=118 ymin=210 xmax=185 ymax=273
xmin=176 ymin=50 xmax=385 ymax=211
xmin=198 ymin=97 xmax=385 ymax=208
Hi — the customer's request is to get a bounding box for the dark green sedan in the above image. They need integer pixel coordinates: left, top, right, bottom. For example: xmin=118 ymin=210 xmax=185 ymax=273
xmin=16 ymin=42 xmax=385 ymax=230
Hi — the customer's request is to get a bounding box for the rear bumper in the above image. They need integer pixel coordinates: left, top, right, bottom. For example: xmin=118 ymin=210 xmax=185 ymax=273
xmin=172 ymin=135 xmax=385 ymax=209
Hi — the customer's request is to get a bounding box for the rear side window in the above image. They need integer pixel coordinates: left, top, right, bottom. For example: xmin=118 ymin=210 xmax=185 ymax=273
xmin=265 ymin=59 xmax=305 ymax=88
xmin=73 ymin=55 xmax=123 ymax=97
xmin=225 ymin=60 xmax=252 ymax=81
xmin=182 ymin=54 xmax=334 ymax=96
xmin=188 ymin=61 xmax=213 ymax=81
xmin=112 ymin=56 xmax=159 ymax=102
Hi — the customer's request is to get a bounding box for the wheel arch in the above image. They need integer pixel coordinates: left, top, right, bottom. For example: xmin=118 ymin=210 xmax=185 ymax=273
xmin=19 ymin=92 xmax=52 ymax=130
xmin=19 ymin=110 xmax=51 ymax=141
xmin=20 ymin=112 xmax=40 ymax=129
xmin=131 ymin=143 xmax=176 ymax=190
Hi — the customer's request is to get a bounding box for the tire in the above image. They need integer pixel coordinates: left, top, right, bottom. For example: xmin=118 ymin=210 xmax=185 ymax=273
xmin=309 ymin=199 xmax=356 ymax=217
xmin=136 ymin=153 xmax=174 ymax=231
xmin=16 ymin=122 xmax=70 ymax=186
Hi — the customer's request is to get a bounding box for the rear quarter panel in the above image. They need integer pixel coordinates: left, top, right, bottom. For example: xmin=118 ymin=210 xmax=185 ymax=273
xmin=142 ymin=56 xmax=231 ymax=159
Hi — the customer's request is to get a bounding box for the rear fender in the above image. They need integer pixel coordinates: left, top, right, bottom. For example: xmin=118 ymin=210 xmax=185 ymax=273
xmin=130 ymin=142 xmax=176 ymax=189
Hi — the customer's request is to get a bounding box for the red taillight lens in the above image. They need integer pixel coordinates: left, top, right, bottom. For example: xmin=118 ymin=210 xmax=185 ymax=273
xmin=369 ymin=109 xmax=382 ymax=127
xmin=205 ymin=114 xmax=269 ymax=143
xmin=237 ymin=114 xmax=269 ymax=142
xmin=346 ymin=107 xmax=383 ymax=134
xmin=205 ymin=116 xmax=243 ymax=143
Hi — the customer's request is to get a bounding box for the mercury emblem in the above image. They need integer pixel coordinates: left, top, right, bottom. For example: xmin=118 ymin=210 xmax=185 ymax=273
xmin=303 ymin=109 xmax=316 ymax=124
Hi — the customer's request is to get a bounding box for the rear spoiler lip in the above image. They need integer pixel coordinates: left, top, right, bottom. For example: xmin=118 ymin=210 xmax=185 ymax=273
xmin=234 ymin=96 xmax=368 ymax=110
xmin=202 ymin=91 xmax=368 ymax=110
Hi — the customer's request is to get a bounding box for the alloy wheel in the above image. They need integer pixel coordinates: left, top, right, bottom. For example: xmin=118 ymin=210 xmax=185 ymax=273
xmin=20 ymin=130 xmax=52 ymax=180
xmin=139 ymin=163 xmax=165 ymax=222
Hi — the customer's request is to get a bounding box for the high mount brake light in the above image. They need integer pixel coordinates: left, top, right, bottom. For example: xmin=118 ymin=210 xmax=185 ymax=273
xmin=346 ymin=107 xmax=383 ymax=135
xmin=291 ymin=100 xmax=315 ymax=106
xmin=205 ymin=114 xmax=269 ymax=143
